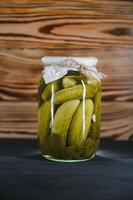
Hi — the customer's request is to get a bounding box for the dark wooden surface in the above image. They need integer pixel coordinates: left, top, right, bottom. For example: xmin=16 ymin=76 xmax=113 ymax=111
xmin=0 ymin=0 xmax=133 ymax=140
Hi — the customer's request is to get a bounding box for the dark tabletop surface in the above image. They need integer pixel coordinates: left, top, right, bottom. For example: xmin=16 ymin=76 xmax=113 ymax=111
xmin=0 ymin=139 xmax=133 ymax=200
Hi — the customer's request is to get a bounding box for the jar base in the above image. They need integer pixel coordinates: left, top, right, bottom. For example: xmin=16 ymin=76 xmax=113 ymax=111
xmin=43 ymin=153 xmax=95 ymax=163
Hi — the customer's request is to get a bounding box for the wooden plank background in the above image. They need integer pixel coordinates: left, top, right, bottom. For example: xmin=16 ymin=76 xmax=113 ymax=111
xmin=0 ymin=0 xmax=133 ymax=140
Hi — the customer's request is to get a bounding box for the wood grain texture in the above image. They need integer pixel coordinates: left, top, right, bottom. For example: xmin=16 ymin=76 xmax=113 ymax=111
xmin=0 ymin=0 xmax=133 ymax=140
xmin=0 ymin=1 xmax=132 ymax=48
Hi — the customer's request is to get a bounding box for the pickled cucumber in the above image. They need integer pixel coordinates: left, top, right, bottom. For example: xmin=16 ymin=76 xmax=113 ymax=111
xmin=63 ymin=76 xmax=101 ymax=90
xmin=62 ymin=76 xmax=77 ymax=88
xmin=54 ymin=84 xmax=97 ymax=104
xmin=91 ymin=91 xmax=101 ymax=139
xmin=38 ymin=101 xmax=51 ymax=146
xmin=51 ymin=99 xmax=80 ymax=146
xmin=67 ymin=99 xmax=94 ymax=146
xmin=80 ymin=138 xmax=100 ymax=158
xmin=41 ymin=80 xmax=61 ymax=101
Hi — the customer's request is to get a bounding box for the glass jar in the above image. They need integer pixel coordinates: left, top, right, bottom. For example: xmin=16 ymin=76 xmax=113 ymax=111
xmin=38 ymin=57 xmax=103 ymax=162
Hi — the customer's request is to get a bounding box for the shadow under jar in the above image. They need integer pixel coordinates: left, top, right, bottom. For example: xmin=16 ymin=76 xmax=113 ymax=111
xmin=38 ymin=57 xmax=102 ymax=162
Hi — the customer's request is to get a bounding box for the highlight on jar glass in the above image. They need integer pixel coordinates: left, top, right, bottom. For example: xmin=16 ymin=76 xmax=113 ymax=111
xmin=38 ymin=56 xmax=104 ymax=162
